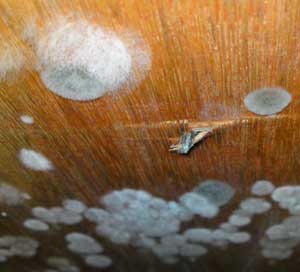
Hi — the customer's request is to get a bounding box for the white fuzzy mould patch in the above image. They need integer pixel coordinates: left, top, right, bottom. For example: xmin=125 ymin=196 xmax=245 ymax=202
xmin=32 ymin=207 xmax=58 ymax=224
xmin=251 ymin=180 xmax=275 ymax=196
xmin=132 ymin=235 xmax=156 ymax=249
xmin=20 ymin=115 xmax=34 ymax=125
xmin=228 ymin=214 xmax=251 ymax=227
xmin=98 ymin=189 xmax=188 ymax=241
xmin=228 ymin=232 xmax=251 ymax=244
xmin=0 ymin=43 xmax=26 ymax=82
xmin=23 ymin=219 xmax=49 ymax=231
xmin=219 ymin=223 xmax=238 ymax=233
xmin=0 ymin=236 xmax=40 ymax=258
xmin=161 ymin=234 xmax=186 ymax=247
xmin=31 ymin=206 xmax=82 ymax=225
xmin=183 ymin=228 xmax=213 ymax=243
xmin=262 ymin=248 xmax=293 ymax=260
xmin=259 ymin=213 xmax=300 ymax=260
xmin=36 ymin=19 xmax=131 ymax=101
xmin=33 ymin=17 xmax=150 ymax=101
xmin=272 ymin=186 xmax=297 ymax=202
xmin=19 ymin=148 xmax=53 ymax=171
xmin=84 ymin=254 xmax=112 ymax=268
xmin=65 ymin=232 xmax=103 ymax=255
xmin=179 ymin=192 xmax=219 ymax=218
xmin=244 ymin=87 xmax=292 ymax=115
xmin=193 ymin=180 xmax=235 ymax=207
xmin=266 ymin=224 xmax=289 ymax=240
xmin=272 ymin=186 xmax=300 ymax=215
xmin=0 ymin=183 xmax=30 ymax=206
xmin=179 ymin=244 xmax=207 ymax=257
xmin=84 ymin=208 xmax=110 ymax=223
xmin=63 ymin=199 xmax=86 ymax=214
xmin=240 ymin=198 xmax=271 ymax=214
xmin=52 ymin=207 xmax=83 ymax=225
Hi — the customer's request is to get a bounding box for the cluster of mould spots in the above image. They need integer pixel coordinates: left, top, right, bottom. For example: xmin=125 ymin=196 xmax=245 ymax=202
xmin=16 ymin=179 xmax=270 ymax=266
xmin=2 ymin=175 xmax=300 ymax=269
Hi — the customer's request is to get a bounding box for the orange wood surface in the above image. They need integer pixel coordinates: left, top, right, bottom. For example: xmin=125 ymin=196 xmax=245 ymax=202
xmin=0 ymin=1 xmax=300 ymax=271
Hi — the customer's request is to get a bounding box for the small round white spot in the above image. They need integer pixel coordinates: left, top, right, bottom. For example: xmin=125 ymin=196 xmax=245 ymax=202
xmin=240 ymin=198 xmax=271 ymax=214
xmin=251 ymin=180 xmax=275 ymax=196
xmin=229 ymin=214 xmax=251 ymax=227
xmin=228 ymin=232 xmax=251 ymax=244
xmin=19 ymin=148 xmax=54 ymax=171
xmin=183 ymin=228 xmax=213 ymax=243
xmin=23 ymin=219 xmax=49 ymax=231
xmin=63 ymin=199 xmax=86 ymax=214
xmin=179 ymin=244 xmax=207 ymax=257
xmin=65 ymin=232 xmax=103 ymax=254
xmin=84 ymin=254 xmax=112 ymax=268
xmin=20 ymin=115 xmax=34 ymax=125
xmin=179 ymin=192 xmax=219 ymax=218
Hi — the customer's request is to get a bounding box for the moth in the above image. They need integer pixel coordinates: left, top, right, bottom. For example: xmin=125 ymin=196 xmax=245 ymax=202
xmin=169 ymin=127 xmax=213 ymax=154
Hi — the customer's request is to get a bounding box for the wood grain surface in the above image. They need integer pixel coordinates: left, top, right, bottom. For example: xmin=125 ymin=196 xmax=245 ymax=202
xmin=0 ymin=0 xmax=300 ymax=271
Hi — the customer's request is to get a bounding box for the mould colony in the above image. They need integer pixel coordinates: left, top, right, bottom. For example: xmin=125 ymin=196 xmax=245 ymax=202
xmin=0 ymin=236 xmax=39 ymax=262
xmin=2 ymin=178 xmax=300 ymax=268
xmin=24 ymin=17 xmax=152 ymax=101
xmin=244 ymin=87 xmax=292 ymax=116
xmin=18 ymin=148 xmax=54 ymax=171
xmin=20 ymin=179 xmax=259 ymax=265
xmin=20 ymin=115 xmax=34 ymax=124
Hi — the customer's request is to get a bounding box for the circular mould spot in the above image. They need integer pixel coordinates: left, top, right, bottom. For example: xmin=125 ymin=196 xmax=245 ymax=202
xmin=65 ymin=232 xmax=103 ymax=255
xmin=35 ymin=18 xmax=151 ymax=101
xmin=179 ymin=244 xmax=207 ymax=257
xmin=183 ymin=228 xmax=213 ymax=243
xmin=228 ymin=232 xmax=251 ymax=244
xmin=240 ymin=198 xmax=271 ymax=214
xmin=229 ymin=214 xmax=251 ymax=227
xmin=84 ymin=254 xmax=112 ymax=268
xmin=18 ymin=148 xmax=54 ymax=171
xmin=244 ymin=87 xmax=292 ymax=115
xmin=179 ymin=192 xmax=219 ymax=218
xmin=193 ymin=180 xmax=235 ymax=207
xmin=251 ymin=180 xmax=275 ymax=196
xmin=23 ymin=218 xmax=49 ymax=231
xmin=63 ymin=199 xmax=86 ymax=214
xmin=20 ymin=115 xmax=34 ymax=125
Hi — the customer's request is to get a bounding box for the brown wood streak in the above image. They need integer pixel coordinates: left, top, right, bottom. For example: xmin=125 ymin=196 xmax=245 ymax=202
xmin=0 ymin=0 xmax=300 ymax=271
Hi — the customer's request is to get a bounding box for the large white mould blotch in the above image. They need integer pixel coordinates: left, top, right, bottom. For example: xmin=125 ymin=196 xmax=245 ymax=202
xmin=19 ymin=148 xmax=54 ymax=171
xmin=244 ymin=87 xmax=292 ymax=116
xmin=36 ymin=18 xmax=151 ymax=101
